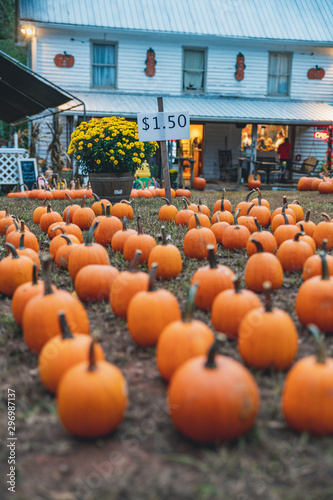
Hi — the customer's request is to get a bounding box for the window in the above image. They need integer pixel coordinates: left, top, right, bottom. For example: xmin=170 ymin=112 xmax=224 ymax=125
xmin=92 ymin=43 xmax=116 ymax=87
xmin=183 ymin=49 xmax=206 ymax=92
xmin=268 ymin=53 xmax=292 ymax=96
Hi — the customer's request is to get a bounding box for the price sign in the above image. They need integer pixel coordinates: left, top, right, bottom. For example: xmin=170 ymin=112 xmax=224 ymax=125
xmin=17 ymin=158 xmax=38 ymax=191
xmin=137 ymin=111 xmax=190 ymax=142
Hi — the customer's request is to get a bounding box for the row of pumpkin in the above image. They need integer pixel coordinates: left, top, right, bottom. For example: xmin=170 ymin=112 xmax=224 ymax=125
xmin=0 ymin=188 xmax=332 ymax=442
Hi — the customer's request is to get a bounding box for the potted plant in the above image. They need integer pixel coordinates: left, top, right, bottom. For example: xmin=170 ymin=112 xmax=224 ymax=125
xmin=67 ymin=116 xmax=158 ymax=202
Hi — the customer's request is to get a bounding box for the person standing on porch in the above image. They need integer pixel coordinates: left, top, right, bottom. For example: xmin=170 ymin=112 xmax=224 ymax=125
xmin=278 ymin=137 xmax=292 ymax=182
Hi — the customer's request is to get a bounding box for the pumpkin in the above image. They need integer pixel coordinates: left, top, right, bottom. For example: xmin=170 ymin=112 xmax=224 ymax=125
xmin=302 ymin=240 xmax=333 ymax=281
xmin=40 ymin=204 xmax=63 ymax=233
xmin=158 ymin=197 xmax=178 ymax=221
xmin=91 ymin=192 xmax=111 ymax=216
xmin=57 ymin=340 xmax=128 ymax=438
xmin=287 ymin=199 xmax=304 ymax=222
xmin=175 ymin=181 xmax=191 ymax=199
xmin=111 ymin=217 xmax=138 ymax=253
xmin=127 ymin=263 xmax=181 ymax=346
xmin=210 ymin=213 xmax=230 ymax=244
xmin=244 ymin=239 xmax=283 ymax=292
xmin=297 ymin=177 xmax=314 ymax=191
xmin=238 ymin=282 xmax=298 ymax=370
xmin=188 ymin=205 xmax=211 ymax=229
xmin=296 ymin=210 xmax=316 ymax=237
xmin=167 ymin=340 xmax=260 ymax=443
xmin=16 ymin=233 xmax=41 ymax=270
xmin=295 ymin=252 xmax=333 ymax=333
xmin=156 ymin=283 xmax=215 ymax=381
xmin=72 ymin=195 xmax=95 ymax=230
xmin=307 ymin=65 xmax=325 ymax=80
xmin=123 ymin=216 xmax=157 ymax=264
xmin=190 ymin=244 xmax=235 ymax=311
xmin=271 ymin=199 xmax=296 ymax=225
xmin=22 ymin=255 xmax=90 ymax=353
xmin=276 ymin=232 xmax=314 ymax=272
xmin=312 ymin=213 xmax=333 ymax=250
xmin=0 ymin=209 xmax=14 ymax=236
xmin=234 ymin=189 xmax=256 ymax=216
xmin=248 ymin=193 xmax=271 ymax=228
xmin=198 ymin=196 xmax=210 ymax=217
xmin=211 ymin=199 xmax=234 ymax=225
xmin=33 ymin=198 xmax=49 ymax=224
xmin=68 ymin=221 xmax=110 ymax=280
xmin=93 ymin=204 xmax=122 ymax=246
xmin=271 ymin=204 xmax=296 ymax=233
xmin=297 ymin=223 xmax=316 ymax=253
xmin=7 ymin=220 xmax=40 ymax=253
xmin=311 ymin=177 xmax=323 ymax=191
xmin=213 ymin=189 xmax=232 ymax=213
xmin=11 ymin=263 xmax=45 ymax=326
xmin=248 ymin=173 xmax=261 ymax=190
xmin=110 ymin=250 xmax=149 ymax=318
xmin=183 ymin=196 xmax=199 ymax=213
xmin=246 ymin=218 xmax=277 ymax=256
xmin=211 ymin=276 xmax=262 ymax=338
xmin=38 ymin=312 xmax=105 ymax=394
xmin=174 ymin=197 xmax=195 ymax=226
xmin=0 ymin=243 xmax=34 ymax=296
xmin=282 ymin=324 xmax=333 ymax=435
xmin=51 ymin=209 xmax=83 ymax=242
xmin=273 ymin=211 xmax=299 ymax=247
xmin=49 ymin=227 xmax=81 ymax=259
xmin=75 ymin=264 xmax=120 ymax=302
xmin=183 ymin=213 xmax=217 ymax=260
xmin=147 ymin=226 xmax=182 ymax=279
xmin=221 ymin=209 xmax=250 ymax=251
xmin=62 ymin=193 xmax=81 ymax=222
xmin=111 ymin=199 xmax=134 ymax=220
xmin=55 ymin=234 xmax=80 ymax=269
xmin=192 ymin=176 xmax=206 ymax=190
xmin=237 ymin=204 xmax=257 ymax=233
xmin=251 ymin=188 xmax=270 ymax=210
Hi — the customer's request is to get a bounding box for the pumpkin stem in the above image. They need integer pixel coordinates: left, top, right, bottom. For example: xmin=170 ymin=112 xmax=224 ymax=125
xmin=232 ymin=275 xmax=241 ymax=294
xmin=85 ymin=221 xmax=99 ymax=247
xmin=321 ymin=213 xmax=331 ymax=222
xmin=221 ymin=188 xmax=226 ymax=200
xmin=46 ymin=204 xmax=52 ymax=213
xmin=136 ymin=216 xmax=143 ymax=235
xmin=160 ymin=226 xmax=169 ymax=246
xmin=18 ymin=233 xmax=26 ymax=250
xmin=31 ymin=263 xmax=38 ymax=285
xmin=249 ymin=237 xmax=264 ymax=253
xmin=182 ymin=197 xmax=189 ymax=209
xmin=283 ymin=195 xmax=288 ymax=206
xmin=81 ymin=194 xmax=87 ymax=208
xmin=121 ymin=199 xmax=131 ymax=205
xmin=305 ymin=210 xmax=311 ymax=222
xmin=234 ymin=208 xmax=240 ymax=225
xmin=129 ymin=250 xmax=142 ymax=272
xmin=216 ymin=212 xmax=221 ymax=223
xmin=105 ymin=204 xmax=112 ymax=217
xmin=263 ymin=281 xmax=273 ymax=312
xmin=65 ymin=193 xmax=73 ymax=204
xmin=245 ymin=189 xmax=256 ymax=202
xmin=92 ymin=193 xmax=100 ymax=202
xmin=183 ymin=282 xmax=199 ymax=323
xmin=320 ymin=239 xmax=328 ymax=252
xmin=294 ymin=232 xmax=303 ymax=242
xmin=220 ymin=199 xmax=225 ymax=212
xmin=298 ymin=223 xmax=305 ymax=234
xmin=281 ymin=210 xmax=289 ymax=226
xmin=253 ymin=217 xmax=262 ymax=232
xmin=204 ymin=340 xmax=218 ymax=369
xmin=319 ymin=251 xmax=330 ymax=281
xmin=161 ymin=197 xmax=171 ymax=206
xmin=292 ymin=200 xmax=300 ymax=205
xmin=65 ymin=208 xmax=71 ymax=224
xmin=194 ymin=213 xmax=202 ymax=229
xmin=51 ymin=225 xmax=66 ymax=234
xmin=6 ymin=242 xmax=20 ymax=259
xmin=58 ymin=312 xmax=74 ymax=339
xmin=20 ymin=221 xmax=26 ymax=233
xmin=88 ymin=339 xmax=98 ymax=372
xmin=41 ymin=254 xmax=54 ymax=296
xmin=246 ymin=203 xmax=255 ymax=216
xmin=307 ymin=324 xmax=326 ymax=364
xmin=60 ymin=234 xmax=72 ymax=245
xmin=122 ymin=216 xmax=128 ymax=231
xmin=148 ymin=263 xmax=158 ymax=291
xmin=207 ymin=244 xmax=217 ymax=269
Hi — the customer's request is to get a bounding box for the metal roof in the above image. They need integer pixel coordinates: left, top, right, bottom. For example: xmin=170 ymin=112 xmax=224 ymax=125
xmin=18 ymin=0 xmax=333 ymax=43
xmin=59 ymin=93 xmax=333 ymax=125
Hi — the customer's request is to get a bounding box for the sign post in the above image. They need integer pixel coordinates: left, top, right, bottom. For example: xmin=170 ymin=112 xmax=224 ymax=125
xmin=137 ymin=97 xmax=190 ymax=203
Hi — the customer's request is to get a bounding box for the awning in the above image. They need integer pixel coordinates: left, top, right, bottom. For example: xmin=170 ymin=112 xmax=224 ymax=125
xmin=0 ymin=50 xmax=85 ymax=124
xmin=59 ymin=92 xmax=333 ymax=126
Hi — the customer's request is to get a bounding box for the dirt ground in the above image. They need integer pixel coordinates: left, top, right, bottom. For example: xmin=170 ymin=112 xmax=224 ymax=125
xmin=0 ymin=188 xmax=333 ymax=500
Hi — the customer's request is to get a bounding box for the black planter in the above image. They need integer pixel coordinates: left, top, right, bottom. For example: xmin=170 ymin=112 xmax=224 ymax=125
xmin=89 ymin=173 xmax=135 ymax=203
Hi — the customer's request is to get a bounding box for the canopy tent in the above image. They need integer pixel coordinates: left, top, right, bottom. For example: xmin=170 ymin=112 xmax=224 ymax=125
xmin=0 ymin=50 xmax=85 ymax=124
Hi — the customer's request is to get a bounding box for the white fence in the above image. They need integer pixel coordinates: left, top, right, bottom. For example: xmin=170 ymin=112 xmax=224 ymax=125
xmin=0 ymin=147 xmax=29 ymax=185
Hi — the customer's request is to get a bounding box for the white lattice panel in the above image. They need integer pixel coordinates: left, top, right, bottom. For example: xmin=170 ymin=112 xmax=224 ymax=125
xmin=0 ymin=148 xmax=29 ymax=185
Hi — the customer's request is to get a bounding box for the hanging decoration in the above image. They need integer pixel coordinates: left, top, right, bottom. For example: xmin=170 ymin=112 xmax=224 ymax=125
xmin=235 ymin=52 xmax=245 ymax=81
xmin=307 ymin=65 xmax=325 ymax=80
xmin=145 ymin=48 xmax=156 ymax=77
xmin=54 ymin=52 xmax=75 ymax=68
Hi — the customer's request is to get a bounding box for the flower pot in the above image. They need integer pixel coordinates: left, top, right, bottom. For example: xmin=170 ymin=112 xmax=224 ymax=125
xmin=89 ymin=173 xmax=135 ymax=203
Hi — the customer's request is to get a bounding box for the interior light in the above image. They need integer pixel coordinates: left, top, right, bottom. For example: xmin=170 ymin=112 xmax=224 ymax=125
xmin=21 ymin=26 xmax=35 ymax=36
xmin=26 ymin=27 xmax=33 ymax=36
xmin=20 ymin=28 xmax=26 ymax=34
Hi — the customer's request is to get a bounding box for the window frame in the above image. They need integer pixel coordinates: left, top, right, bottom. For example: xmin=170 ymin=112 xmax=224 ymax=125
xmin=267 ymin=51 xmax=292 ymax=97
xmin=90 ymin=41 xmax=118 ymax=89
xmin=182 ymin=47 xmax=207 ymax=93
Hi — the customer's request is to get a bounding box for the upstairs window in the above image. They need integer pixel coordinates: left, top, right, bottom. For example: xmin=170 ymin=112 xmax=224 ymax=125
xmin=92 ymin=43 xmax=116 ymax=87
xmin=268 ymin=53 xmax=292 ymax=96
xmin=183 ymin=49 xmax=206 ymax=92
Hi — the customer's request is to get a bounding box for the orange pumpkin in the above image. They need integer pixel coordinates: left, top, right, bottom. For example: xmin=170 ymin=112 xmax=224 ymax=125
xmin=123 ymin=216 xmax=157 ymax=264
xmin=192 ymin=176 xmax=206 ymax=190
xmin=158 ymin=197 xmax=178 ymax=221
xmin=111 ymin=217 xmax=138 ymax=253
xmin=0 ymin=243 xmax=34 ymax=296
xmin=183 ymin=213 xmax=217 ymax=260
xmin=244 ymin=239 xmax=283 ymax=292
xmin=147 ymin=226 xmax=182 ymax=279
